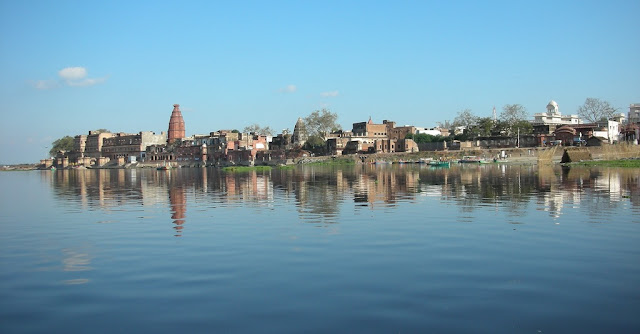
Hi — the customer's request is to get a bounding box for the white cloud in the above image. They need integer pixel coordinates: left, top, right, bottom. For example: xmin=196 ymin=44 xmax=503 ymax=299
xmin=59 ymin=67 xmax=107 ymax=87
xmin=320 ymin=90 xmax=339 ymax=97
xmin=58 ymin=67 xmax=88 ymax=80
xmin=29 ymin=66 xmax=108 ymax=89
xmin=31 ymin=80 xmax=59 ymax=90
xmin=279 ymin=84 xmax=297 ymax=93
xmin=66 ymin=77 xmax=107 ymax=87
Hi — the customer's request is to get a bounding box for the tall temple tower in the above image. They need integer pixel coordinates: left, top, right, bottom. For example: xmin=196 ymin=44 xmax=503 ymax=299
xmin=167 ymin=104 xmax=185 ymax=144
xmin=292 ymin=117 xmax=308 ymax=147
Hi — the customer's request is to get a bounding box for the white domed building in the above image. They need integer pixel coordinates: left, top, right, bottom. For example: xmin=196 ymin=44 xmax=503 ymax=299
xmin=533 ymin=100 xmax=581 ymax=125
xmin=532 ymin=100 xmax=583 ymax=146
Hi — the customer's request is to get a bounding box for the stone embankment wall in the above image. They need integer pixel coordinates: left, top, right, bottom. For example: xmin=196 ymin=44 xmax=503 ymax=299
xmin=547 ymin=144 xmax=640 ymax=164
xmin=588 ymin=144 xmax=640 ymax=160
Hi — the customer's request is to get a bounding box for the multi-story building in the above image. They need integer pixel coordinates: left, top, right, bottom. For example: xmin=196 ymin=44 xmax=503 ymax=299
xmin=67 ymin=134 xmax=88 ymax=163
xmin=629 ymin=104 xmax=640 ymax=124
xmin=102 ymin=131 xmax=166 ymax=161
xmin=85 ymin=131 xmax=116 ymax=159
xmin=352 ymin=118 xmax=393 ymax=138
xmin=328 ymin=118 xmax=418 ymax=155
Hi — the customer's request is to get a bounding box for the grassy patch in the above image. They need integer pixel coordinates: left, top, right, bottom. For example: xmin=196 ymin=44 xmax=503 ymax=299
xmin=307 ymin=158 xmax=356 ymax=166
xmin=222 ymin=166 xmax=272 ymax=172
xmin=568 ymin=159 xmax=640 ymax=168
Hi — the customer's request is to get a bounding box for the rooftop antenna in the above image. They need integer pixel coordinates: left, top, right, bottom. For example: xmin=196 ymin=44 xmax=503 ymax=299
xmin=492 ymin=106 xmax=497 ymax=122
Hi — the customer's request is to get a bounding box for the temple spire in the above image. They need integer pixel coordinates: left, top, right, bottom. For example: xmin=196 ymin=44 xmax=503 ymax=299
xmin=167 ymin=104 xmax=185 ymax=144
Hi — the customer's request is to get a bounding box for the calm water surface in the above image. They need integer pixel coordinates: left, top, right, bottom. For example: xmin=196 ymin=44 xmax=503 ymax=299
xmin=1 ymin=164 xmax=639 ymax=333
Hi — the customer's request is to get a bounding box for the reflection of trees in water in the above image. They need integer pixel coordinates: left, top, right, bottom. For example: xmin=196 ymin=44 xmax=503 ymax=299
xmin=51 ymin=169 xmax=145 ymax=210
xmin=273 ymin=166 xmax=342 ymax=222
xmin=417 ymin=165 xmax=538 ymax=216
xmin=49 ymin=165 xmax=638 ymax=224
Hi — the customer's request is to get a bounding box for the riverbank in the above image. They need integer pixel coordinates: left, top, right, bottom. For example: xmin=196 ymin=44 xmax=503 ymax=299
xmin=564 ymin=159 xmax=640 ymax=168
xmin=9 ymin=145 xmax=640 ymax=171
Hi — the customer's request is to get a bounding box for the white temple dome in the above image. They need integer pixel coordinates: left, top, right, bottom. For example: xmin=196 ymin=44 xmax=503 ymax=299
xmin=547 ymin=100 xmax=558 ymax=108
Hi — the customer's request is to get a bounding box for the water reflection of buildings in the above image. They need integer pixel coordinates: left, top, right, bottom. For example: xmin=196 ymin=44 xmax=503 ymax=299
xmin=49 ymin=165 xmax=639 ymax=227
xmin=169 ymin=186 xmax=186 ymax=236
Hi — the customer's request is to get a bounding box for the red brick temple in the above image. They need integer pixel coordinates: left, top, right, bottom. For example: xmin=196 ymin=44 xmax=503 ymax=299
xmin=167 ymin=104 xmax=185 ymax=144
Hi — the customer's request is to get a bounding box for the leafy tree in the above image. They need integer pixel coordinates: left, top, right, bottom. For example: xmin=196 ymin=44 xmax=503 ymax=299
xmin=500 ymin=104 xmax=529 ymax=135
xmin=577 ymin=98 xmax=617 ymax=123
xmin=231 ymin=129 xmax=239 ymax=133
xmin=302 ymin=135 xmax=326 ymax=155
xmin=93 ymin=128 xmax=110 ymax=133
xmin=304 ymin=109 xmax=341 ymax=139
xmin=475 ymin=117 xmax=495 ymax=137
xmin=243 ymin=123 xmax=274 ymax=136
xmin=49 ymin=136 xmax=74 ymax=156
xmin=493 ymin=120 xmax=511 ymax=135
xmin=512 ymin=120 xmax=533 ymax=135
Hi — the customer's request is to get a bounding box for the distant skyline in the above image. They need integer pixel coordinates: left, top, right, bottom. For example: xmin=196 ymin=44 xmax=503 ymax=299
xmin=1 ymin=0 xmax=639 ymax=164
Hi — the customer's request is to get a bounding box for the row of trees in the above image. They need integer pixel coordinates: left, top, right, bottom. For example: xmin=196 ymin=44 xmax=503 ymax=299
xmin=446 ymin=104 xmax=533 ymax=141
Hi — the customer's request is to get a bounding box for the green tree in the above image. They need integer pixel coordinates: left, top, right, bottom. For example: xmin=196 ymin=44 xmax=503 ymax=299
xmin=512 ymin=120 xmax=533 ymax=135
xmin=406 ymin=133 xmax=445 ymax=143
xmin=302 ymin=135 xmax=326 ymax=155
xmin=93 ymin=128 xmax=110 ymax=133
xmin=304 ymin=108 xmax=341 ymax=139
xmin=49 ymin=136 xmax=74 ymax=156
xmin=577 ymin=98 xmax=617 ymax=123
xmin=475 ymin=117 xmax=495 ymax=136
xmin=500 ymin=104 xmax=529 ymax=135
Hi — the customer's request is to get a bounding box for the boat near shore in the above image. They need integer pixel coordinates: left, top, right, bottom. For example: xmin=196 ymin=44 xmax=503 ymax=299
xmin=156 ymin=162 xmax=173 ymax=170
xmin=458 ymin=156 xmax=488 ymax=164
xmin=428 ymin=160 xmax=450 ymax=167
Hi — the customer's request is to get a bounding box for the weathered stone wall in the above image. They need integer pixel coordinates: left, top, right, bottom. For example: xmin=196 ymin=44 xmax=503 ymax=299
xmin=561 ymin=148 xmax=593 ymax=163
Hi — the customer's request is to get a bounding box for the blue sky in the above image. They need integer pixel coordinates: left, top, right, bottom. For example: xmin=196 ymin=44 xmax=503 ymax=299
xmin=1 ymin=0 xmax=638 ymax=163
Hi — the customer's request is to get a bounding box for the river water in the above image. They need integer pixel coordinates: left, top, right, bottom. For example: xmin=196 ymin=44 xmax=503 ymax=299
xmin=1 ymin=164 xmax=639 ymax=333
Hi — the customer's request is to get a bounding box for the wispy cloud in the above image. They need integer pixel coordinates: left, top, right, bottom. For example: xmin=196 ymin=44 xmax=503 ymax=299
xmin=31 ymin=79 xmax=60 ymax=90
xmin=66 ymin=77 xmax=108 ymax=87
xmin=31 ymin=66 xmax=107 ymax=89
xmin=279 ymin=84 xmax=297 ymax=93
xmin=320 ymin=90 xmax=339 ymax=97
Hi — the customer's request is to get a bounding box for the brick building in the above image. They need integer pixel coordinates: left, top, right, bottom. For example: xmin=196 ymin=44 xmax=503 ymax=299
xmin=102 ymin=131 xmax=167 ymax=160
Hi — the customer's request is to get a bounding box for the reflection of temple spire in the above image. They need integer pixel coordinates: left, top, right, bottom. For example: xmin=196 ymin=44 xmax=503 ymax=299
xmin=169 ymin=186 xmax=187 ymax=236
